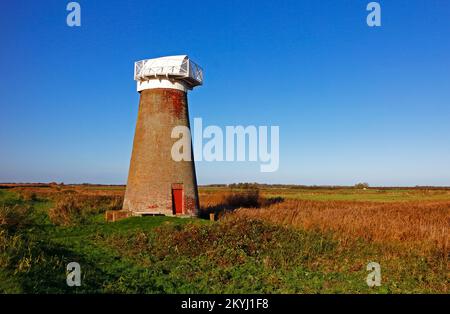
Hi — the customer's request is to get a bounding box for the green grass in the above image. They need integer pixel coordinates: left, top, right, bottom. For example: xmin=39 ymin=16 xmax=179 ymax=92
xmin=200 ymin=186 xmax=450 ymax=202
xmin=0 ymin=189 xmax=447 ymax=293
xmin=272 ymin=189 xmax=450 ymax=202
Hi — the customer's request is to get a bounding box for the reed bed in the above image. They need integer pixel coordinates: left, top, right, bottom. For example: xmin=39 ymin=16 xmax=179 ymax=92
xmin=235 ymin=199 xmax=449 ymax=256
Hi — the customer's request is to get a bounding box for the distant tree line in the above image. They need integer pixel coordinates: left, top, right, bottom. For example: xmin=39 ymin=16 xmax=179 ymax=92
xmin=200 ymin=182 xmax=450 ymax=190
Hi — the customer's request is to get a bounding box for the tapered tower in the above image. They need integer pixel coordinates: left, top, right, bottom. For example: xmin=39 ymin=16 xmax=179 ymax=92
xmin=123 ymin=55 xmax=203 ymax=216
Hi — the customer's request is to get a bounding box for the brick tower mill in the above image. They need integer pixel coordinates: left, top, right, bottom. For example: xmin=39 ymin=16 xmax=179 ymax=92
xmin=122 ymin=55 xmax=203 ymax=217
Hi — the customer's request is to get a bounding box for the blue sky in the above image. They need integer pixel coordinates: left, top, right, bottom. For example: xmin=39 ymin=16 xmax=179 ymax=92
xmin=1 ymin=0 xmax=449 ymax=186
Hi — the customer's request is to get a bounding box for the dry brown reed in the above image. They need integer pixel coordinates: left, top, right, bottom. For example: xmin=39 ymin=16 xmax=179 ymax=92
xmin=235 ymin=199 xmax=449 ymax=256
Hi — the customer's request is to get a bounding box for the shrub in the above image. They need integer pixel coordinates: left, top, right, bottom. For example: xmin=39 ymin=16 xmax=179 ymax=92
xmin=48 ymin=193 xmax=124 ymax=225
xmin=48 ymin=195 xmax=85 ymax=226
xmin=0 ymin=204 xmax=32 ymax=231
xmin=105 ymin=196 xmax=123 ymax=211
xmin=222 ymin=188 xmax=260 ymax=209
xmin=199 ymin=188 xmax=263 ymax=219
xmin=354 ymin=182 xmax=369 ymax=189
xmin=260 ymin=196 xmax=284 ymax=207
xmin=74 ymin=194 xmax=123 ymax=213
xmin=21 ymin=192 xmax=38 ymax=202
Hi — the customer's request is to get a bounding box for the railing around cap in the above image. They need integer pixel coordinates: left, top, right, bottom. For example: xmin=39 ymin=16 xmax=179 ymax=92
xmin=134 ymin=58 xmax=203 ymax=86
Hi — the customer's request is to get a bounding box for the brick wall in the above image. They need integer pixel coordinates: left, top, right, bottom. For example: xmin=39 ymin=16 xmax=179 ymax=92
xmin=123 ymin=88 xmax=199 ymax=216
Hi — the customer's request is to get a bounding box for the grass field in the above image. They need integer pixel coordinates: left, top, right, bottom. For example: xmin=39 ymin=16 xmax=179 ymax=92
xmin=200 ymin=185 xmax=450 ymax=202
xmin=0 ymin=184 xmax=448 ymax=293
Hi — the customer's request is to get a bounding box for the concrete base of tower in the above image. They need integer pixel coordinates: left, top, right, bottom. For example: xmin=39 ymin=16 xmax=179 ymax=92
xmin=105 ymin=209 xmax=198 ymax=223
xmin=130 ymin=211 xmax=197 ymax=218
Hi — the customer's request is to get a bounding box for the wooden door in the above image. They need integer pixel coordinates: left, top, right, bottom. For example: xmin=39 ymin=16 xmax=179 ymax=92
xmin=172 ymin=187 xmax=183 ymax=215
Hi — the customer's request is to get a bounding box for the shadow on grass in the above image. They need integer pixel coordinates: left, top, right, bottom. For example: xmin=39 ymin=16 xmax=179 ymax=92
xmin=200 ymin=194 xmax=285 ymax=220
xmin=8 ymin=226 xmax=167 ymax=293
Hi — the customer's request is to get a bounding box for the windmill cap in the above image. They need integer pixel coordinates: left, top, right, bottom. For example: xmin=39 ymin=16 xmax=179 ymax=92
xmin=134 ymin=55 xmax=203 ymax=91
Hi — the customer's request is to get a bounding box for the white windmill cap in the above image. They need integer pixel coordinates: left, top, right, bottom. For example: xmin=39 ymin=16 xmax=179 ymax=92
xmin=134 ymin=55 xmax=203 ymax=92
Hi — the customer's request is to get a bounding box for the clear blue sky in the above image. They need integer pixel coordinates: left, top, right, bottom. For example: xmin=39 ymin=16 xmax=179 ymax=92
xmin=1 ymin=0 xmax=449 ymax=186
